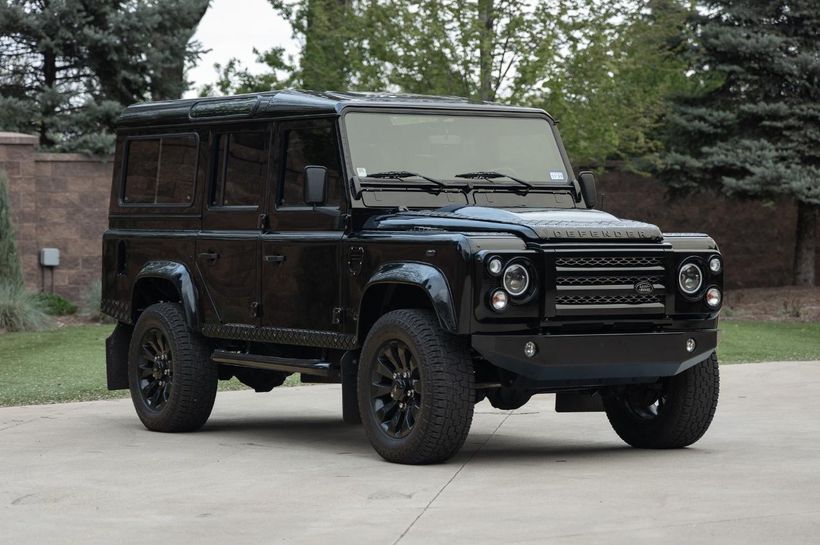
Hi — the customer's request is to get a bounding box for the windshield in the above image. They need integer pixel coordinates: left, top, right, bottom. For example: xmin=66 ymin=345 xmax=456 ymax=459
xmin=344 ymin=112 xmax=569 ymax=185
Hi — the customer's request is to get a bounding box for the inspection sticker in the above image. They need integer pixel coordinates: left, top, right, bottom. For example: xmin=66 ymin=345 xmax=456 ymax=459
xmin=549 ymin=171 xmax=565 ymax=181
xmin=356 ymin=167 xmax=368 ymax=176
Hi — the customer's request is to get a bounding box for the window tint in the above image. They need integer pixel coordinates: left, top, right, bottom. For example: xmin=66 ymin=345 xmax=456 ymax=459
xmin=280 ymin=121 xmax=341 ymax=207
xmin=211 ymin=132 xmax=268 ymax=207
xmin=123 ymin=135 xmax=197 ymax=205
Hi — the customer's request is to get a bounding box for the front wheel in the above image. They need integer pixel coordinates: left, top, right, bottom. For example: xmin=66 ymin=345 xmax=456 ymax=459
xmin=604 ymin=353 xmax=719 ymax=448
xmin=358 ymin=309 xmax=474 ymax=464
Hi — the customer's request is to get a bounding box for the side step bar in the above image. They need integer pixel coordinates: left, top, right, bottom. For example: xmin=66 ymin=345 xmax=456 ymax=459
xmin=211 ymin=349 xmax=331 ymax=377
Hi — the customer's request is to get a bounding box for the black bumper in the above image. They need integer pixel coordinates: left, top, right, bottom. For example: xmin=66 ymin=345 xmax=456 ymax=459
xmin=471 ymin=329 xmax=717 ymax=381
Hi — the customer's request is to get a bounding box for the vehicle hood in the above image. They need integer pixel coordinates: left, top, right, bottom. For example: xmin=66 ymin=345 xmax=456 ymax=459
xmin=371 ymin=206 xmax=663 ymax=242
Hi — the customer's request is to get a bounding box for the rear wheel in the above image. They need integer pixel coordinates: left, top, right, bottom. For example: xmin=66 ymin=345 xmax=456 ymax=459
xmin=604 ymin=353 xmax=719 ymax=448
xmin=128 ymin=302 xmax=217 ymax=432
xmin=358 ymin=309 xmax=474 ymax=464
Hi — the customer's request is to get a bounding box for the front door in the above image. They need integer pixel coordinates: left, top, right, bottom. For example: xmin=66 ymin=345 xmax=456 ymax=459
xmin=196 ymin=126 xmax=271 ymax=327
xmin=260 ymin=118 xmax=345 ymax=339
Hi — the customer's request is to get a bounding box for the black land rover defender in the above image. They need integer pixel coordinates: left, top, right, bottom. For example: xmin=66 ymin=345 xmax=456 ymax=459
xmin=102 ymin=90 xmax=721 ymax=464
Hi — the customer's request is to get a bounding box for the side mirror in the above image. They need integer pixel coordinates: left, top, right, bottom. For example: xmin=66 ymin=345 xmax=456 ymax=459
xmin=578 ymin=171 xmax=598 ymax=209
xmin=304 ymin=165 xmax=328 ymax=206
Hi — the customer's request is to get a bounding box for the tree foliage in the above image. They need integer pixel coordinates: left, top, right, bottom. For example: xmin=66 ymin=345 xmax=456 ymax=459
xmin=0 ymin=0 xmax=210 ymax=154
xmin=660 ymin=0 xmax=820 ymax=284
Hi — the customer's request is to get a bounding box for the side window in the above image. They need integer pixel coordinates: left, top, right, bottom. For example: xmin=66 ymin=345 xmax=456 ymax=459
xmin=211 ymin=131 xmax=269 ymax=207
xmin=122 ymin=135 xmax=197 ymax=205
xmin=280 ymin=120 xmax=341 ymax=207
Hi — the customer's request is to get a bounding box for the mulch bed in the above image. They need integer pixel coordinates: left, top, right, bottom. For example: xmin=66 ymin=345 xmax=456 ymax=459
xmin=724 ymin=287 xmax=820 ymax=322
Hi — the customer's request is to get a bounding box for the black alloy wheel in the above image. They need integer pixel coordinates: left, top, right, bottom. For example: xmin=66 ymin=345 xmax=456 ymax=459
xmin=370 ymin=340 xmax=422 ymax=439
xmin=135 ymin=327 xmax=174 ymax=412
xmin=358 ymin=309 xmax=474 ymax=465
xmin=128 ymin=302 xmax=217 ymax=432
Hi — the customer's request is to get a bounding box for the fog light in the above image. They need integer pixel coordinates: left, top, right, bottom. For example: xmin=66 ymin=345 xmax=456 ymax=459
xmin=686 ymin=338 xmax=696 ymax=353
xmin=706 ymin=287 xmax=722 ymax=308
xmin=524 ymin=341 xmax=537 ymax=358
xmin=490 ymin=290 xmax=508 ymax=311
xmin=487 ymin=257 xmax=503 ymax=276
xmin=709 ymin=256 xmax=722 ymax=273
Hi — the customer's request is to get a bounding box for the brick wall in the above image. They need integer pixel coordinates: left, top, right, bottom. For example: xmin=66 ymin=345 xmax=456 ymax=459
xmin=1 ymin=133 xmax=112 ymax=301
xmin=0 ymin=132 xmax=817 ymax=301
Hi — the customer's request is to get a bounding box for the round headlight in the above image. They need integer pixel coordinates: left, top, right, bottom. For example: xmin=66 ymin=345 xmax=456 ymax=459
xmin=678 ymin=263 xmax=703 ymax=295
xmin=487 ymin=257 xmax=503 ymax=276
xmin=709 ymin=256 xmax=722 ymax=274
xmin=503 ymin=264 xmax=530 ymax=296
xmin=490 ymin=289 xmax=508 ymax=311
xmin=706 ymin=287 xmax=722 ymax=308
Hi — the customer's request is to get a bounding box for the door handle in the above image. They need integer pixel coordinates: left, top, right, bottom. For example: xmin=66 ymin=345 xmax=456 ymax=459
xmin=264 ymin=254 xmax=286 ymax=265
xmin=198 ymin=251 xmax=219 ymax=262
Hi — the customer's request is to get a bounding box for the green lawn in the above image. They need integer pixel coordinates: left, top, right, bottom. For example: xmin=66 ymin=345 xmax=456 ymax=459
xmin=718 ymin=320 xmax=820 ymax=364
xmin=0 ymin=321 xmax=818 ymax=407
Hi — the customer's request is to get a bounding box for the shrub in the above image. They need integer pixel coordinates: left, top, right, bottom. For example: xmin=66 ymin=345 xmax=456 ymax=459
xmin=81 ymin=280 xmax=114 ymax=323
xmin=0 ymin=170 xmax=24 ymax=287
xmin=33 ymin=292 xmax=78 ymax=316
xmin=0 ymin=282 xmax=51 ymax=332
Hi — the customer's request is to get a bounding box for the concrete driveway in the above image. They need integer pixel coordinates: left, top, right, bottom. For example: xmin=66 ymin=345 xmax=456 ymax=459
xmin=1 ymin=361 xmax=819 ymax=545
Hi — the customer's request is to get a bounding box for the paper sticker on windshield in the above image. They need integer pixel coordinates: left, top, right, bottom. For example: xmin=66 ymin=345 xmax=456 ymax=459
xmin=549 ymin=171 xmax=565 ymax=181
xmin=356 ymin=167 xmax=367 ymax=176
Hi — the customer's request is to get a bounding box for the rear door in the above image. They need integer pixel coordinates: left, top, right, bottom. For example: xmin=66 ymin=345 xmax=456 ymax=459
xmin=196 ymin=125 xmax=271 ymax=327
xmin=260 ymin=118 xmax=346 ymax=338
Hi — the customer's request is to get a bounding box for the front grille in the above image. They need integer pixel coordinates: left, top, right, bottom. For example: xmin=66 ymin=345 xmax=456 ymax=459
xmin=557 ymin=274 xmax=663 ymax=286
xmin=550 ymin=251 xmax=668 ymax=317
xmin=555 ymin=255 xmax=663 ymax=268
xmin=556 ymin=294 xmax=660 ymax=305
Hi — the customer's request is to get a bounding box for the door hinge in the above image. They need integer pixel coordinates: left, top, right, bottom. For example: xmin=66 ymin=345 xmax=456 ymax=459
xmin=257 ymin=213 xmax=268 ymax=230
xmin=331 ymin=307 xmax=344 ymax=325
xmin=250 ymin=301 xmax=262 ymax=318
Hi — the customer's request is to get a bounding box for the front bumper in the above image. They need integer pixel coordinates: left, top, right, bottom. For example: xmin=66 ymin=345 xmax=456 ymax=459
xmin=471 ymin=329 xmax=717 ymax=381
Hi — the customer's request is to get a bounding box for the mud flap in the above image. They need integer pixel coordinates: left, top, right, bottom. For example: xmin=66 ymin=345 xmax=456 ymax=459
xmin=341 ymin=351 xmax=361 ymax=425
xmin=106 ymin=322 xmax=133 ymax=390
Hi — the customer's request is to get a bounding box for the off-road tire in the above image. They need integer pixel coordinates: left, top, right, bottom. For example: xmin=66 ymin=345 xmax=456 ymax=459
xmin=604 ymin=353 xmax=719 ymax=448
xmin=128 ymin=302 xmax=217 ymax=432
xmin=358 ymin=309 xmax=474 ymax=464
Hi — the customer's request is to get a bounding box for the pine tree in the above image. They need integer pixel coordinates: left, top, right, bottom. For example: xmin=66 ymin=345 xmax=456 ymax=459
xmin=661 ymin=0 xmax=820 ymax=285
xmin=0 ymin=0 xmax=211 ymax=154
xmin=0 ymin=169 xmax=24 ymax=288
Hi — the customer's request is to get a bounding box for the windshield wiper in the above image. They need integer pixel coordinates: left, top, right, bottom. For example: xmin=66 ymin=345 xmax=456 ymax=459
xmin=455 ymin=170 xmax=533 ymax=193
xmin=367 ymin=171 xmax=448 ymax=192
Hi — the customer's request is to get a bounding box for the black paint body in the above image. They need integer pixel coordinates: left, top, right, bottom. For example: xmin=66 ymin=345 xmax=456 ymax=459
xmin=102 ymin=90 xmax=722 ymax=389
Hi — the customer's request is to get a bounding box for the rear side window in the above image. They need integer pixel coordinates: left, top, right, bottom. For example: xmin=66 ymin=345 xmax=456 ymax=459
xmin=210 ymin=131 xmax=269 ymax=207
xmin=280 ymin=120 xmax=341 ymax=207
xmin=122 ymin=135 xmax=197 ymax=205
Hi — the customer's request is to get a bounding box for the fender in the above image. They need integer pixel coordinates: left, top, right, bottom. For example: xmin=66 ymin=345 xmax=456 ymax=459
xmin=361 ymin=262 xmax=458 ymax=334
xmin=133 ymin=261 xmax=200 ymax=329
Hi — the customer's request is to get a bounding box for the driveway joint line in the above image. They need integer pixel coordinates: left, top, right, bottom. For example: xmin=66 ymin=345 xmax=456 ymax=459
xmin=392 ymin=410 xmax=514 ymax=545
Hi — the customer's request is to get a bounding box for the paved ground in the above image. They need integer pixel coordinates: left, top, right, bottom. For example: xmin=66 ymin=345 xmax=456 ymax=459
xmin=1 ymin=361 xmax=819 ymax=545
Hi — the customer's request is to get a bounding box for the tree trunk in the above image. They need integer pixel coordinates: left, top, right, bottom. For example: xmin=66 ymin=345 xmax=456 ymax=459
xmin=477 ymin=0 xmax=494 ymax=101
xmin=793 ymin=200 xmax=817 ymax=286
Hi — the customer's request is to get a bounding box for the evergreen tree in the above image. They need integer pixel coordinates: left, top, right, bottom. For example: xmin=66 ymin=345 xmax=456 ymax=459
xmin=0 ymin=170 xmax=24 ymax=287
xmin=661 ymin=0 xmax=820 ymax=285
xmin=0 ymin=0 xmax=211 ymax=154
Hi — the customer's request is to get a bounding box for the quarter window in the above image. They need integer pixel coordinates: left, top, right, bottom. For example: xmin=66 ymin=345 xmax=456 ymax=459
xmin=123 ymin=135 xmax=197 ymax=205
xmin=211 ymin=132 xmax=269 ymax=207
xmin=280 ymin=121 xmax=341 ymax=207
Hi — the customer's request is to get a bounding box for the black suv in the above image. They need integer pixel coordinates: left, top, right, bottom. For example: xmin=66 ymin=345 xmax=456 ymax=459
xmin=102 ymin=90 xmax=722 ymax=464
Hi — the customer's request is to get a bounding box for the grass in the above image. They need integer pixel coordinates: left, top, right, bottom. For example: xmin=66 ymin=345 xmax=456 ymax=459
xmin=0 ymin=324 xmax=299 ymax=407
xmin=718 ymin=320 xmax=820 ymax=364
xmin=0 ymin=320 xmax=818 ymax=407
